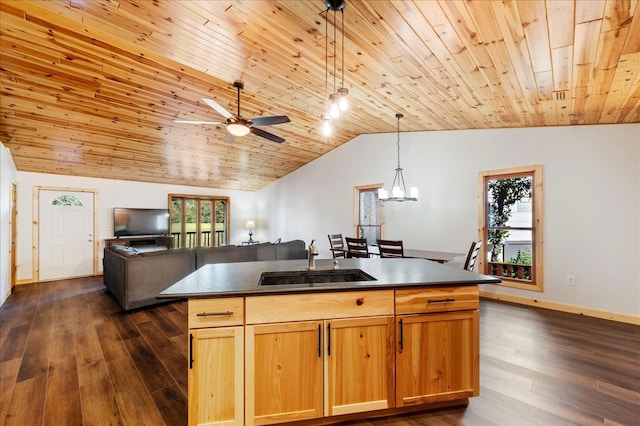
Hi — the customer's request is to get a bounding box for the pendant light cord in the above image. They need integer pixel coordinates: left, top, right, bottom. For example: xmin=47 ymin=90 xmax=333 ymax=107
xmin=341 ymin=9 xmax=345 ymax=89
xmin=333 ymin=8 xmax=337 ymax=95
xmin=396 ymin=114 xmax=402 ymax=169
xmin=325 ymin=8 xmax=329 ymax=113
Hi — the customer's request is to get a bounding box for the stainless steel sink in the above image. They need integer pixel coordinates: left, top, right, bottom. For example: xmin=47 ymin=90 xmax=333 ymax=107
xmin=258 ymin=269 xmax=377 ymax=285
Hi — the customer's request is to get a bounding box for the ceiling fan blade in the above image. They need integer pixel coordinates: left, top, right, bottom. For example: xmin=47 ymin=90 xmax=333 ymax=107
xmin=224 ymin=132 xmax=236 ymax=144
xmin=250 ymin=115 xmax=290 ymax=126
xmin=202 ymin=98 xmax=234 ymax=120
xmin=174 ymin=120 xmax=226 ymax=125
xmin=251 ymin=127 xmax=285 ymax=143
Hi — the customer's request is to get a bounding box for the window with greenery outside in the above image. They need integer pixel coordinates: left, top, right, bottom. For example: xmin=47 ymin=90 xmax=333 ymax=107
xmin=480 ymin=165 xmax=542 ymax=291
xmin=487 ymin=176 xmax=533 ymax=280
xmin=170 ymin=196 xmax=228 ymax=248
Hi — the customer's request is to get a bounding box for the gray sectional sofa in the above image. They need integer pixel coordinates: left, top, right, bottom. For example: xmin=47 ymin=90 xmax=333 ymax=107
xmin=103 ymin=240 xmax=307 ymax=310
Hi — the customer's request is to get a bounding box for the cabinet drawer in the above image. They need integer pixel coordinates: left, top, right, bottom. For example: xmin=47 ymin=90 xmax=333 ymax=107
xmin=395 ymin=286 xmax=479 ymax=314
xmin=188 ymin=297 xmax=244 ymax=328
xmin=245 ymin=290 xmax=394 ymax=324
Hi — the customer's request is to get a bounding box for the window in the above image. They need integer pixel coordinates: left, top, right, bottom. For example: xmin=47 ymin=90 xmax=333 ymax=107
xmin=169 ymin=195 xmax=229 ymax=248
xmin=478 ymin=165 xmax=543 ymax=291
xmin=51 ymin=195 xmax=83 ymax=206
xmin=354 ymin=185 xmax=384 ymax=245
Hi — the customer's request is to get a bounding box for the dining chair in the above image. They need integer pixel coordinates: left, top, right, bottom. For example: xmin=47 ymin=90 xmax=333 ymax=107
xmin=463 ymin=240 xmax=483 ymax=271
xmin=376 ymin=239 xmax=404 ymax=258
xmin=345 ymin=237 xmax=370 ymax=258
xmin=327 ymin=234 xmax=346 ymax=259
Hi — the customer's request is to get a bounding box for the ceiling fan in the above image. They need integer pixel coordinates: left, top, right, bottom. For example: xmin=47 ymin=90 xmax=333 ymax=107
xmin=175 ymin=81 xmax=290 ymax=143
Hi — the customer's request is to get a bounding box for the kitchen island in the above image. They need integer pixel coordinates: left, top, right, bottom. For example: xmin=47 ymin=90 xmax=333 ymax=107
xmin=160 ymin=257 xmax=500 ymax=426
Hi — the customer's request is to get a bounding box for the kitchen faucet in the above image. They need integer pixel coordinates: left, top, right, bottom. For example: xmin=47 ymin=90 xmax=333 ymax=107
xmin=308 ymin=239 xmax=319 ymax=270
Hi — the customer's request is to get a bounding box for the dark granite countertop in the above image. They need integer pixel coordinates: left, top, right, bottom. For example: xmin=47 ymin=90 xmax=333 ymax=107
xmin=159 ymin=258 xmax=501 ymax=299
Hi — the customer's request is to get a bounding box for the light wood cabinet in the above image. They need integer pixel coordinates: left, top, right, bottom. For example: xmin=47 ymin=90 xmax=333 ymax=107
xmin=189 ymin=298 xmax=244 ymax=426
xmin=245 ymin=290 xmax=395 ymax=323
xmin=395 ymin=286 xmax=479 ymax=407
xmin=244 ymin=291 xmax=395 ymax=425
xmin=395 ymin=286 xmax=480 ymax=315
xmin=188 ymin=286 xmax=480 ymax=424
xmin=325 ymin=316 xmax=394 ymax=416
xmin=189 ymin=327 xmax=244 ymax=426
xmin=245 ymin=321 xmax=324 ymax=425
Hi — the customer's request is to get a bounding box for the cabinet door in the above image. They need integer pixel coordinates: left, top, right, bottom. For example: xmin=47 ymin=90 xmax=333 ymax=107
xmin=325 ymin=316 xmax=395 ymax=416
xmin=245 ymin=321 xmax=324 ymax=425
xmin=189 ymin=327 xmax=244 ymax=426
xmin=396 ymin=310 xmax=479 ymax=407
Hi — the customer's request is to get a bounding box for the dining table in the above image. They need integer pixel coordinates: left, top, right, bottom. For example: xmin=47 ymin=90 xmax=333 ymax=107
xmin=402 ymin=249 xmax=463 ymax=263
xmin=367 ymin=246 xmax=463 ymax=263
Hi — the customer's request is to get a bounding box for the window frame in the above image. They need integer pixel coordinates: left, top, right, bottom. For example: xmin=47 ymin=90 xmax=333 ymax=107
xmin=168 ymin=194 xmax=230 ymax=248
xmin=478 ymin=165 xmax=543 ymax=292
xmin=354 ymin=184 xmax=385 ymax=245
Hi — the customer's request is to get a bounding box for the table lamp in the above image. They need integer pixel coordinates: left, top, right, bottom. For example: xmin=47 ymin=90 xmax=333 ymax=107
xmin=246 ymin=220 xmax=255 ymax=242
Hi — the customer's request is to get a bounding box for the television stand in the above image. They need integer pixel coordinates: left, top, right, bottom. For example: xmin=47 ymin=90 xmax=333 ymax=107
xmin=106 ymin=236 xmax=173 ymax=251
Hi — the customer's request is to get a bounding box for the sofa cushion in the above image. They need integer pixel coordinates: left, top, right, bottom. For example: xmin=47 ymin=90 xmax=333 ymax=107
xmin=275 ymin=239 xmax=307 ymax=260
xmin=195 ymin=244 xmax=263 ymax=268
xmin=197 ymin=243 xmax=284 ymax=267
xmin=255 ymin=242 xmax=277 ymax=261
xmin=123 ymin=248 xmax=196 ymax=310
xmin=111 ymin=244 xmax=141 ymax=256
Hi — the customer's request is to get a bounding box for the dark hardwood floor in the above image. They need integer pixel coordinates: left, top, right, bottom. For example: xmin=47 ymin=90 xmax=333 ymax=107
xmin=1 ymin=276 xmax=638 ymax=425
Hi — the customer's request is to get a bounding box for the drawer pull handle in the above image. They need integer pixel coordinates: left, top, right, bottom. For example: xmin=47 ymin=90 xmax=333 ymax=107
xmin=197 ymin=311 xmax=233 ymax=317
xmin=427 ymin=298 xmax=455 ymax=304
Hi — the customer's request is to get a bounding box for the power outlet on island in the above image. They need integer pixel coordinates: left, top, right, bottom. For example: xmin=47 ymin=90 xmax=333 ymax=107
xmin=566 ymin=275 xmax=576 ymax=286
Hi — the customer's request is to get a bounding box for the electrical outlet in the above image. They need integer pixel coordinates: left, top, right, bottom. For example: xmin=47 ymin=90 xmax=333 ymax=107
xmin=566 ymin=275 xmax=576 ymax=286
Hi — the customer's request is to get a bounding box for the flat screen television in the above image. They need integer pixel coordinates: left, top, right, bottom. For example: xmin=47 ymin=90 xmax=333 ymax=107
xmin=113 ymin=208 xmax=170 ymax=237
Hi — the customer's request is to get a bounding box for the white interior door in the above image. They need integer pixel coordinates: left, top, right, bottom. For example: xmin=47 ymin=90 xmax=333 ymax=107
xmin=39 ymin=190 xmax=94 ymax=281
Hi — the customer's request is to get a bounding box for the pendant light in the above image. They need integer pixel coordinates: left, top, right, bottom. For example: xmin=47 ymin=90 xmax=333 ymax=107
xmin=378 ymin=113 xmax=419 ymax=202
xmin=321 ymin=0 xmax=348 ymax=136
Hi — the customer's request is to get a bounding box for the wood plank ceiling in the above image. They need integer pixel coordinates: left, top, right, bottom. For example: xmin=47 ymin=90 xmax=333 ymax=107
xmin=1 ymin=0 xmax=639 ymax=191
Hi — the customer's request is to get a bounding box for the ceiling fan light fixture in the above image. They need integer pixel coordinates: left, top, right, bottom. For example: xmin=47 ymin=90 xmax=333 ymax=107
xmin=179 ymin=83 xmax=289 ymax=143
xmin=227 ymin=122 xmax=251 ymax=137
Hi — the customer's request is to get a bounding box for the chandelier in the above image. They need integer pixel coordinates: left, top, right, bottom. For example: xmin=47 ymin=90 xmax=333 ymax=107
xmin=378 ymin=113 xmax=419 ymax=202
xmin=321 ymin=0 xmax=349 ymax=136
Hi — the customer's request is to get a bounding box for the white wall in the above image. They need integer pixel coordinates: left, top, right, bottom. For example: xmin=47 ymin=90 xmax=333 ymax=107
xmin=256 ymin=124 xmax=640 ymax=317
xmin=0 ymin=143 xmax=18 ymax=305
xmin=4 ymin=125 xmax=639 ymax=317
xmin=14 ymin=172 xmax=257 ymax=281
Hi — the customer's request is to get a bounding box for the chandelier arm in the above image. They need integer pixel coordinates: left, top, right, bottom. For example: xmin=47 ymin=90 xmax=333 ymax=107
xmin=398 ymin=168 xmax=408 ymax=194
xmin=391 ymin=169 xmax=400 ymax=189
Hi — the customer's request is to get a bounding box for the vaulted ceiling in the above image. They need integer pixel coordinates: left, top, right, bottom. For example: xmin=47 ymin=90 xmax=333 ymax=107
xmin=1 ymin=1 xmax=638 ymax=191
